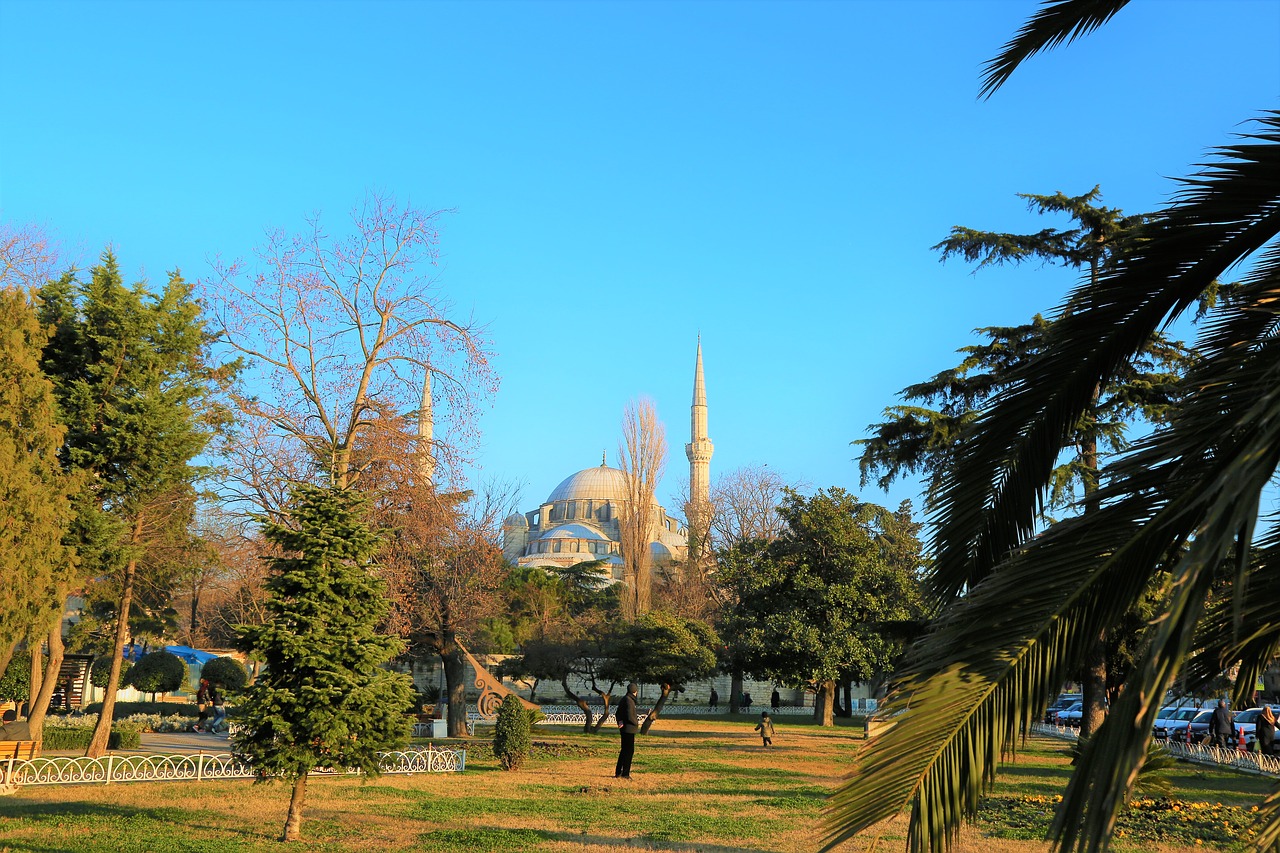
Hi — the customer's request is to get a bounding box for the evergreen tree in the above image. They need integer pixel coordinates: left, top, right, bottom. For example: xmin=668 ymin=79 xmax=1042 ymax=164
xmin=856 ymin=189 xmax=1194 ymax=737
xmin=36 ymin=254 xmax=231 ymax=757
xmin=718 ymin=489 xmax=925 ymax=726
xmin=601 ymin=610 xmax=719 ymax=733
xmin=234 ymin=485 xmax=414 ymax=842
xmin=0 ymin=288 xmax=77 ymax=685
xmin=492 ymin=693 xmax=534 ymax=771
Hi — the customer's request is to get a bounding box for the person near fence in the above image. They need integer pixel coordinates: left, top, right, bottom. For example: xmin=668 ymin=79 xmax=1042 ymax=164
xmin=1209 ymin=699 xmax=1235 ymax=748
xmin=755 ymin=711 xmax=775 ymax=747
xmin=770 ymin=688 xmax=780 ymax=712
xmin=194 ymin=677 xmax=213 ymax=733
xmin=614 ymin=682 xmax=640 ymax=779
xmin=709 ymin=688 xmax=718 ymax=711
xmin=1258 ymin=704 xmax=1276 ymax=755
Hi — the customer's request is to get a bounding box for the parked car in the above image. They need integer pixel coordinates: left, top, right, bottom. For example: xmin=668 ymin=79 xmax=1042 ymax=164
xmin=1154 ymin=705 xmax=1208 ymax=740
xmin=1055 ymin=701 xmax=1084 ymax=727
xmin=1044 ymin=694 xmax=1082 ymax=724
xmin=1176 ymin=709 xmax=1245 ymax=747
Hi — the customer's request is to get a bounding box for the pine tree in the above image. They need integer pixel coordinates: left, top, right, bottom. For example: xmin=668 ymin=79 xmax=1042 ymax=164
xmin=0 ymin=288 xmax=77 ymax=701
xmin=37 ymin=254 xmax=230 ymax=757
xmin=234 ymin=485 xmax=414 ymax=842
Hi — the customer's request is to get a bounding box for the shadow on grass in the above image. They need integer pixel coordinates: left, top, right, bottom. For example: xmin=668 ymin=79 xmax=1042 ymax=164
xmin=0 ymin=800 xmax=270 ymax=852
xmin=543 ymin=829 xmax=776 ymax=852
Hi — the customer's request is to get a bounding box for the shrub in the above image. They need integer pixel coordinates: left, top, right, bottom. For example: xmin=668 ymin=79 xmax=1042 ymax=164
xmin=200 ymin=656 xmax=248 ymax=692
xmin=41 ymin=719 xmax=141 ymax=750
xmin=90 ymin=656 xmax=131 ymax=689
xmin=493 ymin=694 xmax=533 ymax=771
xmin=125 ymin=650 xmax=187 ymax=697
xmin=0 ymin=649 xmax=31 ymax=701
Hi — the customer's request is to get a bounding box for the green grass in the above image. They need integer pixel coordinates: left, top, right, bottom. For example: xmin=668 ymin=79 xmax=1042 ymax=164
xmin=0 ymin=722 xmax=1274 ymax=852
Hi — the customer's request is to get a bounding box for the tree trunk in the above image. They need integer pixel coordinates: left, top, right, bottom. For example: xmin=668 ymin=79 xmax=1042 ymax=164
xmin=0 ymin=639 xmax=15 ymax=689
xmin=27 ymin=635 xmax=43 ymax=718
xmin=562 ymin=677 xmax=595 ymax=733
xmin=528 ymin=678 xmax=539 ymax=704
xmin=441 ymin=633 xmax=468 ymax=738
xmin=836 ymin=679 xmax=852 ymax=718
xmin=88 ymin=547 xmax=139 ymax=758
xmin=590 ymin=689 xmax=613 ymax=733
xmin=729 ymin=670 xmax=743 ymax=714
xmin=814 ymin=680 xmax=836 ymax=726
xmin=1080 ymin=630 xmax=1108 ymax=738
xmin=27 ymin=623 xmax=64 ymax=749
xmin=280 ymin=771 xmax=308 ymax=841
xmin=639 ymin=683 xmax=672 ymax=734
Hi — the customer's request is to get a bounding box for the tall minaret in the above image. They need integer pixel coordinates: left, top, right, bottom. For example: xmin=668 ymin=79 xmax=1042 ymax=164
xmin=685 ymin=339 xmax=714 ymax=559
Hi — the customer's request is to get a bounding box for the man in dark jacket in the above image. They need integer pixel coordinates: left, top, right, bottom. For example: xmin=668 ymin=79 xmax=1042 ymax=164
xmin=614 ymin=682 xmax=640 ymax=778
xmin=1209 ymin=700 xmax=1235 ymax=747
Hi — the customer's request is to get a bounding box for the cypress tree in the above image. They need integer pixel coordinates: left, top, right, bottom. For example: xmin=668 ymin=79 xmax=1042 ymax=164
xmin=235 ymin=485 xmax=414 ymax=842
xmin=0 ymin=288 xmax=77 ymax=690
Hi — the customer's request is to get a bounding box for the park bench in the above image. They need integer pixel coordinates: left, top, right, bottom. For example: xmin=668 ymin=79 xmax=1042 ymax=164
xmin=0 ymin=740 xmax=37 ymax=761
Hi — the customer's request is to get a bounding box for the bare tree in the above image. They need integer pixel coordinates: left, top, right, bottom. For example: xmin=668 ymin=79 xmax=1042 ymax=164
xmin=709 ymin=464 xmax=795 ymax=550
xmin=0 ymin=220 xmax=61 ymax=291
xmin=204 ymin=192 xmax=496 ymax=492
xmin=616 ymin=398 xmax=667 ymax=619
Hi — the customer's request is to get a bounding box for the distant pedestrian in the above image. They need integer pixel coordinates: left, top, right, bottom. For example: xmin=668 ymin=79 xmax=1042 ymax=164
xmin=1209 ymin=700 xmax=1235 ymax=748
xmin=742 ymin=691 xmax=753 ymax=711
xmin=210 ymin=685 xmax=227 ymax=734
xmin=755 ymin=711 xmax=775 ymax=747
xmin=614 ymin=682 xmax=640 ymax=779
xmin=1258 ymin=705 xmax=1276 ymax=755
xmin=770 ymin=688 xmax=780 ymax=712
xmin=709 ymin=688 xmax=718 ymax=711
xmin=194 ymin=677 xmax=212 ymax=733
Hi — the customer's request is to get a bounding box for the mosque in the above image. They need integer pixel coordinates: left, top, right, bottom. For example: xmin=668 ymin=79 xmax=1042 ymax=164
xmin=501 ymin=342 xmax=713 ymax=583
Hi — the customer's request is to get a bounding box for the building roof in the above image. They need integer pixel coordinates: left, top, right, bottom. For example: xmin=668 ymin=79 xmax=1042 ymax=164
xmin=539 ymin=523 xmax=610 ymax=541
xmin=546 ymin=464 xmax=629 ymax=503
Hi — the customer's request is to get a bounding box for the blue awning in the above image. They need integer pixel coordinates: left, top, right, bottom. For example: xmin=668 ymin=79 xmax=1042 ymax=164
xmin=163 ymin=645 xmax=219 ymax=665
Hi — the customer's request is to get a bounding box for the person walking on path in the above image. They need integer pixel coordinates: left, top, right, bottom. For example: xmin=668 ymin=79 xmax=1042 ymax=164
xmin=193 ymin=678 xmax=213 ymax=733
xmin=709 ymin=688 xmax=718 ymax=711
xmin=1258 ymin=705 xmax=1276 ymax=755
xmin=770 ymin=688 xmax=780 ymax=712
xmin=614 ymin=682 xmax=640 ymax=779
xmin=1209 ymin=699 xmax=1235 ymax=748
xmin=209 ymin=685 xmax=228 ymax=734
xmin=755 ymin=711 xmax=775 ymax=747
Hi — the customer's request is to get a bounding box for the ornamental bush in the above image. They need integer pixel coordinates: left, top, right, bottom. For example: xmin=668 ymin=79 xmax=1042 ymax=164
xmin=90 ymin=656 xmax=131 ymax=689
xmin=493 ymin=694 xmax=533 ymax=771
xmin=0 ymin=649 xmax=31 ymax=701
xmin=125 ymin=651 xmax=187 ymax=698
xmin=200 ymin=656 xmax=249 ymax=692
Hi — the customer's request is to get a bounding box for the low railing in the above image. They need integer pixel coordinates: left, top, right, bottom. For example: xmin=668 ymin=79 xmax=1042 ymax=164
xmin=1 ymin=745 xmax=465 ymax=793
xmin=1031 ymin=722 xmax=1280 ymax=777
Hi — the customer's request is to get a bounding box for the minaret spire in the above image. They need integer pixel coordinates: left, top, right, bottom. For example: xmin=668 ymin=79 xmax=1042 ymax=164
xmin=685 ymin=339 xmax=713 ymax=561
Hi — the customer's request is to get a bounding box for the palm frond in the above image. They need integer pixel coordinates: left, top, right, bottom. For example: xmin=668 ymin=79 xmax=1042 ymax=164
xmin=928 ymin=113 xmax=1280 ymax=604
xmin=980 ymin=0 xmax=1131 ymax=99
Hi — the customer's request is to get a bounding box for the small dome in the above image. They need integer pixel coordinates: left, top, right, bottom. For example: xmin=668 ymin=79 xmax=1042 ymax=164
xmin=540 ymin=523 xmax=610 ymax=541
xmin=546 ymin=465 xmax=629 ymax=503
xmin=504 ymin=513 xmax=528 ymax=529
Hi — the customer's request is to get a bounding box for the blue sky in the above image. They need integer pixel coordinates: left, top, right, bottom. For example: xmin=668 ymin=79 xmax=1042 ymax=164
xmin=2 ymin=0 xmax=1277 ymax=517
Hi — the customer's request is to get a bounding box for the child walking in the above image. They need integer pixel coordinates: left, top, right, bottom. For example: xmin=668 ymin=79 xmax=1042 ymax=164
xmin=755 ymin=711 xmax=775 ymax=747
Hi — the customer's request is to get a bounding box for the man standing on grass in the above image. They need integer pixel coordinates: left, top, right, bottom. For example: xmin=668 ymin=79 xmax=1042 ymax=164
xmin=615 ymin=682 xmax=640 ymax=778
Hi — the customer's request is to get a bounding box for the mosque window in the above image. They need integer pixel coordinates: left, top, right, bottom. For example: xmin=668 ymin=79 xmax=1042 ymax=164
xmin=566 ymin=502 xmax=575 ymax=520
xmin=553 ymin=541 xmax=562 ymax=553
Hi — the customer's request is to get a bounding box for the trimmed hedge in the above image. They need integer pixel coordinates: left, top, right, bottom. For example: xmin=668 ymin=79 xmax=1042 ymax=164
xmin=493 ymin=694 xmax=534 ymax=771
xmin=41 ymin=726 xmax=141 ymax=750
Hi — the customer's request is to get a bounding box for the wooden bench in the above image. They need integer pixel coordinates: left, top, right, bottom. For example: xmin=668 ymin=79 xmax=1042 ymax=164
xmin=0 ymin=740 xmax=37 ymax=762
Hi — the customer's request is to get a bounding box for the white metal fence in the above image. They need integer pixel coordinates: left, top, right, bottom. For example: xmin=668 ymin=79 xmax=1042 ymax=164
xmin=1031 ymin=722 xmax=1280 ymax=777
xmin=0 ymin=746 xmax=465 ymax=794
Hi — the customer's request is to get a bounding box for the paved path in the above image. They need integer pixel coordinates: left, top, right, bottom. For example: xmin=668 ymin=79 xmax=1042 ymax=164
xmin=136 ymin=731 xmax=232 ymax=753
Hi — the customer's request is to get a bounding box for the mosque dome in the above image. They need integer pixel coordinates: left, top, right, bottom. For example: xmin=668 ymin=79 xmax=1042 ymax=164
xmin=504 ymin=512 xmax=528 ymax=529
xmin=539 ymin=523 xmax=609 ymax=541
xmin=546 ymin=464 xmax=629 ymax=504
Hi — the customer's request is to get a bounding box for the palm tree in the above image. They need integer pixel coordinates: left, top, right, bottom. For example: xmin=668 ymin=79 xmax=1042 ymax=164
xmin=824 ymin=2 xmax=1280 ymax=852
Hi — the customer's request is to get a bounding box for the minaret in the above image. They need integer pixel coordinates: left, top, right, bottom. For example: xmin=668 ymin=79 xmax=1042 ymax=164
xmin=685 ymin=339 xmax=713 ymax=558
xmin=417 ymin=370 xmax=436 ymax=485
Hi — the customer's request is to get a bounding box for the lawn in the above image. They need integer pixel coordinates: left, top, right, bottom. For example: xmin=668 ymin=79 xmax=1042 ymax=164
xmin=0 ymin=716 xmax=1272 ymax=852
